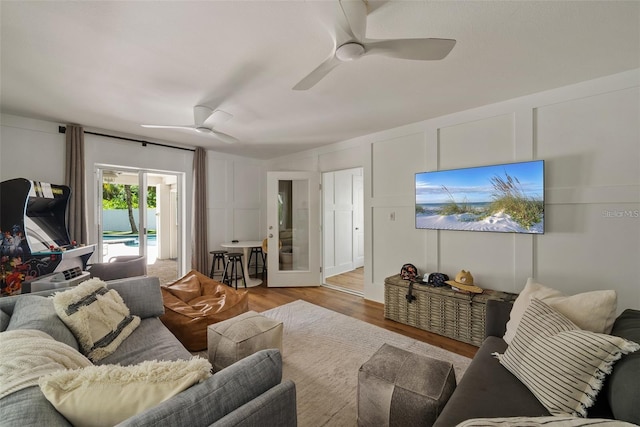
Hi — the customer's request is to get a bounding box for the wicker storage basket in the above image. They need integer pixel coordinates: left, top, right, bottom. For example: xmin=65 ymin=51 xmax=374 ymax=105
xmin=384 ymin=274 xmax=517 ymax=346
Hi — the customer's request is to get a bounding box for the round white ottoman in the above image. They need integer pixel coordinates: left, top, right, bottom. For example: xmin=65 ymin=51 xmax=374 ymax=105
xmin=207 ymin=311 xmax=283 ymax=372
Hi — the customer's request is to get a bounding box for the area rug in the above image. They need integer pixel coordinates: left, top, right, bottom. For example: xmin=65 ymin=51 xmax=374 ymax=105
xmin=262 ymin=300 xmax=472 ymax=427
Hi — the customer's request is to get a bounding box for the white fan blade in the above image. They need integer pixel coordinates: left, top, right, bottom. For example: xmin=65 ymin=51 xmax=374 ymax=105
xmin=141 ymin=124 xmax=196 ymax=131
xmin=293 ymin=55 xmax=342 ymax=91
xmin=193 ymin=105 xmax=214 ymax=126
xmin=338 ymin=0 xmax=367 ymax=41
xmin=203 ymin=109 xmax=233 ymax=128
xmin=211 ymin=130 xmax=238 ymax=144
xmin=365 ymin=38 xmax=456 ymax=60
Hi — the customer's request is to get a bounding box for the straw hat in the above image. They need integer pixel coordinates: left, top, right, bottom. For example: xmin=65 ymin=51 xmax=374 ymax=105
xmin=445 ymin=270 xmax=483 ymax=294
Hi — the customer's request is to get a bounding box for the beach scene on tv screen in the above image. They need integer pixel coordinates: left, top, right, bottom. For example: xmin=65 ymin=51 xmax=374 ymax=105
xmin=415 ymin=161 xmax=544 ymax=234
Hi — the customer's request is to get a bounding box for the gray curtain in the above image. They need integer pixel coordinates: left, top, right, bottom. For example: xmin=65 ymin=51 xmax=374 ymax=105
xmin=64 ymin=124 xmax=87 ymax=244
xmin=191 ymin=147 xmax=208 ymax=273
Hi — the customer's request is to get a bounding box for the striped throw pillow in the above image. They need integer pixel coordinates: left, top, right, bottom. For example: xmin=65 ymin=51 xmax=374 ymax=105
xmin=53 ymin=278 xmax=140 ymax=362
xmin=456 ymin=416 xmax=638 ymax=426
xmin=495 ymin=298 xmax=639 ymax=418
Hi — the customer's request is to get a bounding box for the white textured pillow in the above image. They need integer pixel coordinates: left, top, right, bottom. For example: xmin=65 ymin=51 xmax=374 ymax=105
xmin=53 ymin=278 xmax=140 ymax=362
xmin=39 ymin=358 xmax=212 ymax=427
xmin=495 ymin=299 xmax=639 ymax=418
xmin=503 ymin=278 xmax=617 ymax=345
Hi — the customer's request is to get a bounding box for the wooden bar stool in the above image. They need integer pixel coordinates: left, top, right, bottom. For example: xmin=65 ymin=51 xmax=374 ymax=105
xmin=222 ymin=252 xmax=246 ymax=290
xmin=209 ymin=250 xmax=228 ymax=279
xmin=248 ymin=246 xmax=266 ymax=279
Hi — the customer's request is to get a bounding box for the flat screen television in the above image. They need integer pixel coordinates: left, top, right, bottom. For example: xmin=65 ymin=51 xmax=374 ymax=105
xmin=415 ymin=160 xmax=544 ymax=234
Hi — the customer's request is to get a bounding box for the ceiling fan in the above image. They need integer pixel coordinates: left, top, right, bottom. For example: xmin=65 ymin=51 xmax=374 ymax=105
xmin=293 ymin=0 xmax=456 ymax=90
xmin=141 ymin=105 xmax=238 ymax=144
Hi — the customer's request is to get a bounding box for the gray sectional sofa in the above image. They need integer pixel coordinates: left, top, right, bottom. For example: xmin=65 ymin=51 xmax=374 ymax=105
xmin=434 ymin=299 xmax=640 ymax=426
xmin=0 ymin=276 xmax=297 ymax=427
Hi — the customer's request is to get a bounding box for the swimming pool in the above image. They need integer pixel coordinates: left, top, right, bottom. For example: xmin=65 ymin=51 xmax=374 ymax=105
xmin=103 ymin=235 xmax=157 ymax=247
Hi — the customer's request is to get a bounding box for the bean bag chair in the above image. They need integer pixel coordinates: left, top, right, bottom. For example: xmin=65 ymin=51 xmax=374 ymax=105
xmin=160 ymin=270 xmax=249 ymax=351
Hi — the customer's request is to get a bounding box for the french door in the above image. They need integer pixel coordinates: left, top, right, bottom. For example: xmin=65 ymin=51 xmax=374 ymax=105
xmin=266 ymin=171 xmax=320 ymax=287
xmin=96 ymin=166 xmax=183 ymax=283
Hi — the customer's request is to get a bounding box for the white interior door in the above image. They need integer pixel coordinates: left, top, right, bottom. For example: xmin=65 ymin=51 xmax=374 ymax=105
xmin=267 ymin=171 xmax=320 ymax=287
xmin=353 ymin=174 xmax=364 ymax=268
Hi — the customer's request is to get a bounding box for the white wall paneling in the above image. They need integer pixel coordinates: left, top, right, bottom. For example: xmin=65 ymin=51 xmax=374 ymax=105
xmin=372 ymin=133 xmax=426 ymax=198
xmin=438 ymin=114 xmax=515 ymax=169
xmin=534 ymin=87 xmax=640 ymax=309
xmin=233 ymin=208 xmax=261 ymax=241
xmin=371 ymin=206 xmax=426 ymax=297
xmin=1 ymin=115 xmax=65 ymax=184
xmin=361 ymin=70 xmax=639 ymax=307
xmin=207 ymin=153 xmax=266 ymax=257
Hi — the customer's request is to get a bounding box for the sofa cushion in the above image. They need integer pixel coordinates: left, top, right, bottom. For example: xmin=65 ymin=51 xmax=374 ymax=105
xmin=106 ymin=276 xmax=165 ymax=319
xmin=503 ymin=278 xmax=617 ymax=344
xmin=0 ymin=386 xmax=72 ymax=427
xmin=433 ymin=336 xmax=549 ymax=427
xmin=496 ymin=299 xmax=639 ymax=418
xmin=53 ymin=278 xmax=140 ymax=362
xmin=119 ymin=349 xmax=283 ymax=427
xmin=6 ymin=295 xmax=79 ymax=350
xmin=0 ymin=309 xmax=9 ymax=332
xmin=98 ymin=317 xmax=192 ymax=366
xmin=40 ymin=358 xmax=212 ymax=427
xmin=601 ymin=309 xmax=640 ymax=424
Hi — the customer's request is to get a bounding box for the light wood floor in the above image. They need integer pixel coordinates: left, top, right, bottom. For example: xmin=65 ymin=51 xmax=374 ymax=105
xmin=325 ymin=267 xmax=364 ymax=293
xmin=245 ymin=280 xmax=478 ymax=359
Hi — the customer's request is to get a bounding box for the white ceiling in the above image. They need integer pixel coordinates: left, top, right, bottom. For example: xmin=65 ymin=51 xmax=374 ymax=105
xmin=1 ymin=1 xmax=638 ymax=159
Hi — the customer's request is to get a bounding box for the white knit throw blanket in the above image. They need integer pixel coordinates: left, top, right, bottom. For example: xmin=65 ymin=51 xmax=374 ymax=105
xmin=0 ymin=329 xmax=92 ymax=399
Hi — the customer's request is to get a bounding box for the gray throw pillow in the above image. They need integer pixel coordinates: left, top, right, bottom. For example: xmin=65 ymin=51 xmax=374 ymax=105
xmin=0 ymin=309 xmax=9 ymax=332
xmin=106 ymin=276 xmax=164 ymax=319
xmin=6 ymin=295 xmax=79 ymax=350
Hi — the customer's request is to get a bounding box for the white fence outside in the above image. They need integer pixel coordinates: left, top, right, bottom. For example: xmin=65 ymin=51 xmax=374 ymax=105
xmin=103 ymin=208 xmax=157 ymax=232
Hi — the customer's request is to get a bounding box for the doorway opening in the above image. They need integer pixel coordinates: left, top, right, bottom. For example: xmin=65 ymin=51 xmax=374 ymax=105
xmin=322 ymin=167 xmax=364 ymax=296
xmin=97 ymin=166 xmax=184 ymax=285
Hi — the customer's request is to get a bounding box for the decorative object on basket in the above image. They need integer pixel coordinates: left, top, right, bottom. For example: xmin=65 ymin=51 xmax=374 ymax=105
xmin=427 ymin=273 xmax=449 ymax=287
xmin=405 ymin=282 xmax=417 ymax=303
xmin=400 ymin=264 xmax=418 ymax=281
xmin=445 ymin=270 xmax=483 ymax=294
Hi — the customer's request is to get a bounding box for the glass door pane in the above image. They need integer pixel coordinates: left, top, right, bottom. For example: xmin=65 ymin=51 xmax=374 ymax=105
xmin=100 ymin=170 xmax=142 ymax=261
xmin=145 ymin=172 xmax=179 ymax=283
xmin=278 ymin=179 xmax=310 ymax=272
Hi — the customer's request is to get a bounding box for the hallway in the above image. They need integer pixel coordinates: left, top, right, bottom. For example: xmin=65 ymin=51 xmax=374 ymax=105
xmin=325 ymin=267 xmax=364 ymax=294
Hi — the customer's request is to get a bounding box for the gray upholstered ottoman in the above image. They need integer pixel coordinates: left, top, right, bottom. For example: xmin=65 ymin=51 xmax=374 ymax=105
xmin=207 ymin=310 xmax=283 ymax=371
xmin=358 ymin=343 xmax=456 ymax=427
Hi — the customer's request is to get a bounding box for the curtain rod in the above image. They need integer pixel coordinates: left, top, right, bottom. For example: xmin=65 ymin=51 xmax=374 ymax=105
xmin=58 ymin=126 xmax=195 ymax=152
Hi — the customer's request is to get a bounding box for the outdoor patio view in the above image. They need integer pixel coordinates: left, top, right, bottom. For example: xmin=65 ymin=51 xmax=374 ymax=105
xmin=102 ymin=177 xmax=178 ymax=284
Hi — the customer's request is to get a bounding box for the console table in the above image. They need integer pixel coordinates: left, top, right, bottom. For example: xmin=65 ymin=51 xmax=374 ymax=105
xmin=384 ymin=274 xmax=517 ymax=346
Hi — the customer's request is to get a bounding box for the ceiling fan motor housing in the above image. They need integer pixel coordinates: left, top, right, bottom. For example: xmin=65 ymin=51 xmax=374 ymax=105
xmin=336 ymin=42 xmax=365 ymax=61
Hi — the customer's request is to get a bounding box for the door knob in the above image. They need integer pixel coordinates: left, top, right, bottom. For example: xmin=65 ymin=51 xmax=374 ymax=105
xmin=269 ymin=234 xmax=273 ymax=238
